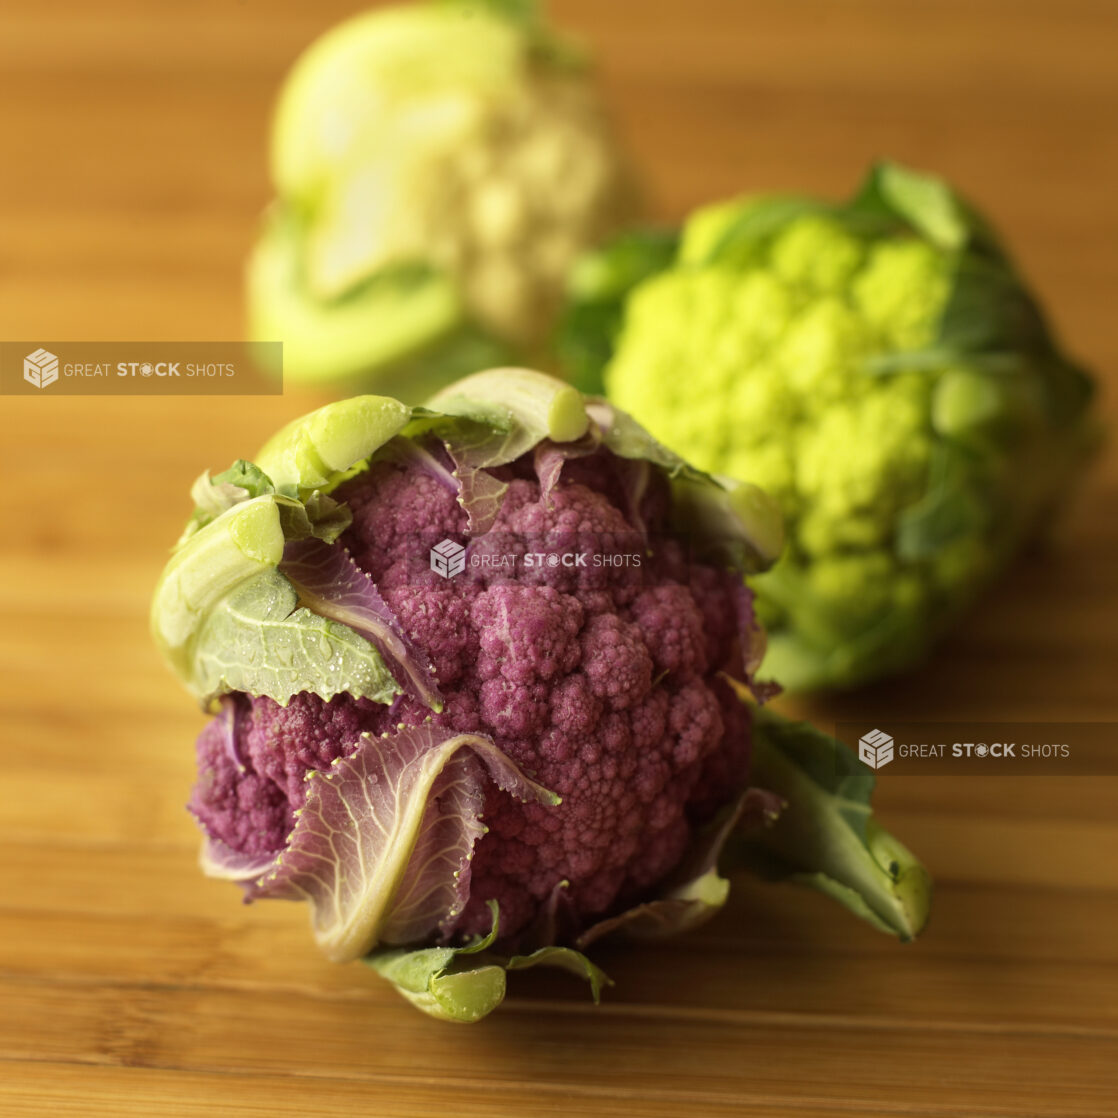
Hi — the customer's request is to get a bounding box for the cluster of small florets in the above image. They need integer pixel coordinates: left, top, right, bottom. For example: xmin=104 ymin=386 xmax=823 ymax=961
xmin=605 ymin=215 xmax=1003 ymax=673
xmin=609 ymin=216 xmax=950 ymax=528
xmin=418 ymin=74 xmax=633 ymax=345
xmin=192 ymin=446 xmax=753 ymax=941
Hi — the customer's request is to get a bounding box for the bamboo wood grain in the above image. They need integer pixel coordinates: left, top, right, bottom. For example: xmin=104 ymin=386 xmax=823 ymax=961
xmin=1 ymin=0 xmax=1116 ymax=1114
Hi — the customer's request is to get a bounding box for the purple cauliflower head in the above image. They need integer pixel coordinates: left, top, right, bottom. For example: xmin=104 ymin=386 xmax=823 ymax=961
xmin=152 ymin=370 xmax=800 ymax=1021
xmin=192 ymin=441 xmax=760 ymax=942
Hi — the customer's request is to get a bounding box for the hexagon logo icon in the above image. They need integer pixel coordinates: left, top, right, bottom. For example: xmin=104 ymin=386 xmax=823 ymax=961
xmin=24 ymin=348 xmax=59 ymax=389
xmin=858 ymin=728 xmax=894 ymax=770
xmin=430 ymin=538 xmax=466 ymax=579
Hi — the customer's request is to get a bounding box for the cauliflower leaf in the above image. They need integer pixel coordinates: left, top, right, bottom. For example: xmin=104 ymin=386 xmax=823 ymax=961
xmin=221 ymin=724 xmax=558 ymax=964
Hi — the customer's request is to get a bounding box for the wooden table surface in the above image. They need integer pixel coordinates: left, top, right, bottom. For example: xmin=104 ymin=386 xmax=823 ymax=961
xmin=2 ymin=1 xmax=1117 ymax=1114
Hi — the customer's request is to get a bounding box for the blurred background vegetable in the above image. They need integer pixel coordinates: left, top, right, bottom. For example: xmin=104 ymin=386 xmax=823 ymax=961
xmin=248 ymin=0 xmax=636 ymax=398
xmin=565 ymin=163 xmax=1098 ymax=691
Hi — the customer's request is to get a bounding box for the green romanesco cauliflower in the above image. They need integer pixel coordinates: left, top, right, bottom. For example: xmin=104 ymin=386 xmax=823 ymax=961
xmin=249 ymin=0 xmax=635 ymax=398
xmin=595 ymin=163 xmax=1097 ymax=691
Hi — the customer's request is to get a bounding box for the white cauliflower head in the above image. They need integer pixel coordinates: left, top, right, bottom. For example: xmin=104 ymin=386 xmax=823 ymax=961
xmin=249 ymin=1 xmax=636 ymax=392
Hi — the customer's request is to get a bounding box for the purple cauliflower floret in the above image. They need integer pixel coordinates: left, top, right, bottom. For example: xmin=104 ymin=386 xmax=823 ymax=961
xmin=190 ymin=447 xmax=757 ymax=942
xmin=191 ymin=712 xmax=291 ymax=857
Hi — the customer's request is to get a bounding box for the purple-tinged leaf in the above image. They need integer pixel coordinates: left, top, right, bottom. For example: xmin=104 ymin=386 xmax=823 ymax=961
xmin=446 ymin=445 xmax=509 ymax=535
xmin=378 ymin=436 xmax=460 ymax=497
xmin=590 ymin=398 xmax=785 ymax=572
xmin=281 ymin=538 xmax=443 ymax=711
xmin=242 ymin=723 xmax=558 ymax=963
xmin=516 ymin=878 xmax=581 ymax=953
xmin=427 ymin=372 xmax=590 ymax=533
xmin=739 ymin=785 xmax=786 ymax=830
xmin=214 ymin=696 xmax=246 ymax=774
xmin=382 ymin=751 xmax=486 ymax=945
xmin=733 ymin=580 xmax=781 ymax=702
xmin=200 ymin=835 xmax=278 ymax=883
xmin=615 ymin=457 xmax=654 ymax=540
xmin=532 ymin=431 xmax=601 ymax=506
xmin=577 ymin=791 xmax=753 ymax=948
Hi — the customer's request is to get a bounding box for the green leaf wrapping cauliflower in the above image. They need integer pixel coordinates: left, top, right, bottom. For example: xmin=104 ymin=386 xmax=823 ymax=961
xmin=248 ymin=0 xmax=635 ymax=397
xmin=588 ymin=163 xmax=1097 ymax=691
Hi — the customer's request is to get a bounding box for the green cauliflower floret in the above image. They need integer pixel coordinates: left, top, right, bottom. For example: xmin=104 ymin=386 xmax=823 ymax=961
xmin=249 ymin=0 xmax=635 ymax=398
xmin=598 ymin=163 xmax=1097 ymax=691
